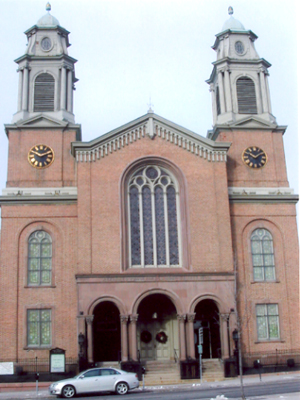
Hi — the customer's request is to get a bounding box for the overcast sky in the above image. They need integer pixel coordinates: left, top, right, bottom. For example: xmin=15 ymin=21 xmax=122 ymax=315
xmin=0 ymin=0 xmax=298 ymax=212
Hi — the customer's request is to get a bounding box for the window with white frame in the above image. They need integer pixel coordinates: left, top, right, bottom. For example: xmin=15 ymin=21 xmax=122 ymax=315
xmin=251 ymin=228 xmax=275 ymax=281
xmin=256 ymin=304 xmax=280 ymax=340
xmin=27 ymin=309 xmax=51 ymax=347
xmin=28 ymin=231 xmax=52 ymax=285
xmin=128 ymin=165 xmax=180 ymax=268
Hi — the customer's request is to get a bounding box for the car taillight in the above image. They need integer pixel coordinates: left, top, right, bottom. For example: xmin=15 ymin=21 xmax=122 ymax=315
xmin=135 ymin=374 xmax=138 ymax=378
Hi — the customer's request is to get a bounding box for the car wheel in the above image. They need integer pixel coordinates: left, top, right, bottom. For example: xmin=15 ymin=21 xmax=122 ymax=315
xmin=61 ymin=385 xmax=76 ymax=398
xmin=115 ymin=382 xmax=128 ymax=395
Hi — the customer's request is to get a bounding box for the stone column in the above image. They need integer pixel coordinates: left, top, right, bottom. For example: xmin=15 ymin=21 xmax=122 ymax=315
xmin=67 ymin=69 xmax=73 ymax=112
xmin=177 ymin=314 xmax=186 ymax=361
xmin=220 ymin=314 xmax=229 ymax=359
xmin=86 ymin=315 xmax=94 ymax=363
xmin=22 ymin=66 xmax=29 ymax=111
xmin=209 ymin=84 xmax=217 ymax=124
xmin=217 ymin=70 xmax=226 ymax=114
xmin=60 ymin=66 xmax=67 ymax=110
xmin=224 ymin=68 xmax=232 ymax=112
xmin=17 ymin=68 xmax=23 ymax=111
xmin=186 ymin=313 xmax=196 ymax=359
xmin=260 ymin=69 xmax=268 ymax=113
xmin=129 ymin=314 xmax=138 ymax=361
xmin=120 ymin=315 xmax=129 ymax=362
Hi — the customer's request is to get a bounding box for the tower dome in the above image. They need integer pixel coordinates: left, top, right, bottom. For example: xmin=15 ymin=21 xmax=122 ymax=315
xmin=221 ymin=6 xmax=245 ymax=31
xmin=37 ymin=2 xmax=60 ymax=27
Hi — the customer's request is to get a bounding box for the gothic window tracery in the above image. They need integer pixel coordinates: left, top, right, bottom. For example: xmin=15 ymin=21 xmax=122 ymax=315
xmin=28 ymin=230 xmax=52 ymax=286
xmin=128 ymin=165 xmax=180 ymax=268
xmin=251 ymin=228 xmax=275 ymax=281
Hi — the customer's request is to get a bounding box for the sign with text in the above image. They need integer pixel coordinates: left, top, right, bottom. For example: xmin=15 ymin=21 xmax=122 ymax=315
xmin=50 ymin=348 xmax=65 ymax=373
xmin=0 ymin=362 xmax=14 ymax=375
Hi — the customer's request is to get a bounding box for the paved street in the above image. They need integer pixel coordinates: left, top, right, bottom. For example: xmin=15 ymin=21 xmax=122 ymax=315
xmin=0 ymin=372 xmax=299 ymax=400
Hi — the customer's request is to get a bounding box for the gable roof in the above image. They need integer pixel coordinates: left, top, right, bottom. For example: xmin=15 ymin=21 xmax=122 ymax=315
xmin=71 ymin=112 xmax=231 ymax=164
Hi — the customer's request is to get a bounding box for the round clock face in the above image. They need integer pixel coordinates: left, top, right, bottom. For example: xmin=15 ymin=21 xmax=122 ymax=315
xmin=28 ymin=145 xmax=54 ymax=169
xmin=41 ymin=37 xmax=52 ymax=51
xmin=242 ymin=146 xmax=267 ymax=169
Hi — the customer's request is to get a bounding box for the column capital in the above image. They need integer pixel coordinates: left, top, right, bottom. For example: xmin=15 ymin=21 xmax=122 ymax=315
xmin=130 ymin=314 xmax=139 ymax=323
xmin=120 ymin=314 xmax=129 ymax=324
xmin=177 ymin=314 xmax=186 ymax=322
xmin=186 ymin=313 xmax=196 ymax=322
xmin=86 ymin=315 xmax=94 ymax=325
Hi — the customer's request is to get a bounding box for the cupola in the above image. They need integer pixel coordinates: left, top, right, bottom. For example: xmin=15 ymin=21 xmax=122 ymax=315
xmin=206 ymin=7 xmax=277 ymax=135
xmin=12 ymin=3 xmax=78 ymax=124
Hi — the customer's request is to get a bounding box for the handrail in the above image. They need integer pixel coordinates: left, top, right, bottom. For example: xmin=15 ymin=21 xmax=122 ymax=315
xmin=174 ymin=349 xmax=179 ymax=363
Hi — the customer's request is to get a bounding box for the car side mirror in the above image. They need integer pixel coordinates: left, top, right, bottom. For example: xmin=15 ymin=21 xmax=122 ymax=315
xmin=79 ymin=375 xmax=84 ymax=379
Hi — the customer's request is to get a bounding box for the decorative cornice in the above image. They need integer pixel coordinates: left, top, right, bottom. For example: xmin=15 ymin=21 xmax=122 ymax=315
xmin=76 ymin=272 xmax=235 ymax=284
xmin=0 ymin=187 xmax=77 ymax=205
xmin=228 ymin=186 xmax=298 ymax=204
xmin=71 ymin=113 xmax=231 ymax=164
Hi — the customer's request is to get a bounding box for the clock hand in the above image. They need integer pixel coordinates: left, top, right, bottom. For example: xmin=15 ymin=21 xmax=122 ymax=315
xmin=256 ymin=152 xmax=265 ymax=157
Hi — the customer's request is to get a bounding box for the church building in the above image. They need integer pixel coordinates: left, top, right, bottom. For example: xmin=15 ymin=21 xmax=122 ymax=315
xmin=0 ymin=4 xmax=299 ymax=381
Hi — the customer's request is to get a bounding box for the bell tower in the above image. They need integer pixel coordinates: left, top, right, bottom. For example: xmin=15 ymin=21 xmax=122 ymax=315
xmin=207 ymin=7 xmax=276 ymax=132
xmin=4 ymin=3 xmax=81 ymax=189
xmin=13 ymin=2 xmax=77 ymax=124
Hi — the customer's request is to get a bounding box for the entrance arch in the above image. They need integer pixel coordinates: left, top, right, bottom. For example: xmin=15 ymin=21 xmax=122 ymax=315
xmin=137 ymin=294 xmax=178 ymax=361
xmin=194 ymin=299 xmax=221 ymax=359
xmin=93 ymin=301 xmax=121 ymax=362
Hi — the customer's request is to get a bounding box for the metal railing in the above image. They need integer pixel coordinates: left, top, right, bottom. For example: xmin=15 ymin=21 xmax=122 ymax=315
xmin=0 ymin=357 xmax=78 ymax=374
xmin=242 ymin=349 xmax=300 ymax=368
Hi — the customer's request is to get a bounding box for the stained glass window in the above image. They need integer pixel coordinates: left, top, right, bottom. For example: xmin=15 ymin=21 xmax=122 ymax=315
xmin=28 ymin=231 xmax=52 ymax=285
xmin=251 ymin=229 xmax=275 ymax=281
xmin=27 ymin=309 xmax=51 ymax=347
xmin=128 ymin=165 xmax=180 ymax=268
xmin=256 ymin=304 xmax=279 ymax=340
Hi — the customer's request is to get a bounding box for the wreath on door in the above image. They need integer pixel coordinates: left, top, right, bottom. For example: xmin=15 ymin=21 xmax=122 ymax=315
xmin=156 ymin=331 xmax=168 ymax=344
xmin=141 ymin=330 xmax=152 ymax=343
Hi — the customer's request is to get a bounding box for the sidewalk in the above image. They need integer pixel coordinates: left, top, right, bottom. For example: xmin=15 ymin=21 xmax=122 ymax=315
xmin=0 ymin=371 xmax=299 ymax=399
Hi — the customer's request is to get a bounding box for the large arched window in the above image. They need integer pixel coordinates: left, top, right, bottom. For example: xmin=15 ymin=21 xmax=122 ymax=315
xmin=236 ymin=76 xmax=257 ymax=114
xmin=34 ymin=73 xmax=55 ymax=112
xmin=251 ymin=229 xmax=275 ymax=281
xmin=128 ymin=165 xmax=180 ymax=268
xmin=28 ymin=231 xmax=52 ymax=285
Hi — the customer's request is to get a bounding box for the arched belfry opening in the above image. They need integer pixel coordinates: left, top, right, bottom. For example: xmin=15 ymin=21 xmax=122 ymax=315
xmin=137 ymin=294 xmax=178 ymax=361
xmin=93 ymin=302 xmax=121 ymax=362
xmin=194 ymin=300 xmax=221 ymax=359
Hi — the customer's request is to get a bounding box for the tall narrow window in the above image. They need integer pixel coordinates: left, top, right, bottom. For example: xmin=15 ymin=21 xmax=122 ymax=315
xmin=28 ymin=231 xmax=52 ymax=286
xmin=128 ymin=165 xmax=180 ymax=268
xmin=27 ymin=309 xmax=52 ymax=347
xmin=236 ymin=76 xmax=257 ymax=114
xmin=34 ymin=73 xmax=55 ymax=112
xmin=256 ymin=304 xmax=280 ymax=340
xmin=251 ymin=229 xmax=275 ymax=281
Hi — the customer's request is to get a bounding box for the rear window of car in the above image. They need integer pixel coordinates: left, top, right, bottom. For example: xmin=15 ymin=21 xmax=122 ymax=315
xmin=100 ymin=369 xmax=120 ymax=376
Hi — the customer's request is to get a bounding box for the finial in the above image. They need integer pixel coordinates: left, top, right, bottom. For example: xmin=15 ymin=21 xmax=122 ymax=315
xmin=46 ymin=2 xmax=51 ymax=12
xmin=228 ymin=6 xmax=234 ymax=16
xmin=147 ymin=97 xmax=154 ymax=113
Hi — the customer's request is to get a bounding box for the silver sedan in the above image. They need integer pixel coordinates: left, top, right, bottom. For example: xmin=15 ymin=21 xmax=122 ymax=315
xmin=49 ymin=367 xmax=139 ymax=398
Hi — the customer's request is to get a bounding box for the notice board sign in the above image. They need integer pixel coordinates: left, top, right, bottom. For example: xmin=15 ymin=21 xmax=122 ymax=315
xmin=50 ymin=348 xmax=65 ymax=373
xmin=0 ymin=362 xmax=14 ymax=375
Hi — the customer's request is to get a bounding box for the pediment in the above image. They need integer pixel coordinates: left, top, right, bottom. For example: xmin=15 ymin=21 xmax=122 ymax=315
xmin=71 ymin=112 xmax=231 ymax=164
xmin=231 ymin=116 xmax=277 ymax=129
xmin=16 ymin=114 xmax=69 ymax=128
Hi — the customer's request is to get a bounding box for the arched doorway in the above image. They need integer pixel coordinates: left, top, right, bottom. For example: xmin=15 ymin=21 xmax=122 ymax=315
xmin=194 ymin=300 xmax=221 ymax=359
xmin=137 ymin=294 xmax=178 ymax=361
xmin=93 ymin=301 xmax=121 ymax=362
